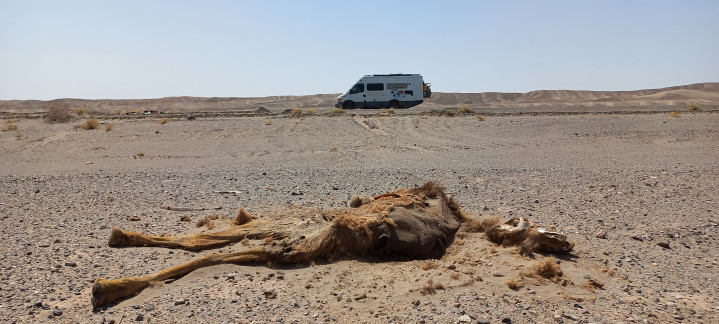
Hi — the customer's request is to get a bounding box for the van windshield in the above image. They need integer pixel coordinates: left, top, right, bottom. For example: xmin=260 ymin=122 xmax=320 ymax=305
xmin=349 ymin=83 xmax=364 ymax=94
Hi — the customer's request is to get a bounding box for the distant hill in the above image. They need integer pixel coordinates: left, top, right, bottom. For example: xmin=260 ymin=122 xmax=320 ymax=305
xmin=1 ymin=82 xmax=717 ymax=113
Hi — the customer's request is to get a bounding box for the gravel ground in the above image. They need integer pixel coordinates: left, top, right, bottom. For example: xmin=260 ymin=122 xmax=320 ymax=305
xmin=0 ymin=110 xmax=717 ymax=323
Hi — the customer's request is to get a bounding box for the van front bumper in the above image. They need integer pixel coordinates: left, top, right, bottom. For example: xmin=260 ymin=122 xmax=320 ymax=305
xmin=334 ymin=102 xmax=343 ymax=108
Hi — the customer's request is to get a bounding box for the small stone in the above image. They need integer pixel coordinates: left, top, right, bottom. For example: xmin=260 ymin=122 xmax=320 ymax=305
xmin=263 ymin=290 xmax=277 ymax=299
xmin=501 ymin=317 xmax=512 ymax=324
xmin=52 ymin=309 xmax=62 ymax=316
xmin=493 ymin=272 xmax=505 ymax=277
xmin=226 ymin=273 xmax=238 ymax=279
xmin=594 ymin=230 xmax=607 ymax=239
xmin=144 ymin=304 xmax=155 ymax=311
xmin=457 ymin=314 xmax=471 ymax=323
xmin=135 ymin=314 xmax=144 ymax=321
xmin=33 ymin=300 xmax=42 ymax=307
xmin=129 ymin=216 xmax=141 ymax=221
xmin=631 ymin=235 xmax=643 ymax=242
xmin=657 ymin=242 xmax=670 ymax=249
xmin=332 ymin=185 xmax=340 ymax=190
xmin=180 ymin=216 xmax=191 ymax=222
xmin=34 ymin=189 xmax=40 ymax=193
xmin=354 ymin=293 xmax=367 ymax=301
xmin=174 ymin=298 xmax=186 ymax=305
xmin=582 ymin=274 xmax=591 ymax=279
xmin=478 ymin=320 xmax=491 ymax=324
xmin=348 ymin=195 xmax=362 ymax=208
xmin=64 ymin=262 xmax=77 ymax=267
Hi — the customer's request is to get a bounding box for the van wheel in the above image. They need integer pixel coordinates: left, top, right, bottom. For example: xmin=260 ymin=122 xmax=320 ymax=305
xmin=343 ymin=101 xmax=355 ymax=110
xmin=389 ymin=100 xmax=400 ymax=109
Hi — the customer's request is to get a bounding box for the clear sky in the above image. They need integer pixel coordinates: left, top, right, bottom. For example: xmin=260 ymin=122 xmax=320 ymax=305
xmin=1 ymin=0 xmax=717 ymax=100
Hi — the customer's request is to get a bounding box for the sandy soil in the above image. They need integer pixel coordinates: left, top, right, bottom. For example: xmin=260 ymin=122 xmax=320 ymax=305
xmin=0 ymin=108 xmax=717 ymax=323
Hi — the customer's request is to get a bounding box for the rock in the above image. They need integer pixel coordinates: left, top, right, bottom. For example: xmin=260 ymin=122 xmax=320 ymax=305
xmin=457 ymin=314 xmax=471 ymax=322
xmin=34 ymin=189 xmax=40 ymax=193
xmin=64 ymin=262 xmax=77 ymax=267
xmin=226 ymin=273 xmax=238 ymax=279
xmin=180 ymin=216 xmax=191 ymax=222
xmin=594 ymin=230 xmax=607 ymax=239
xmin=174 ymin=298 xmax=186 ymax=305
xmin=582 ymin=274 xmax=591 ymax=279
xmin=501 ymin=317 xmax=512 ymax=323
xmin=144 ymin=304 xmax=155 ymax=311
xmin=493 ymin=272 xmax=505 ymax=277
xmin=129 ymin=216 xmax=141 ymax=221
xmin=263 ymin=290 xmax=277 ymax=299
xmin=631 ymin=235 xmax=643 ymax=242
xmin=478 ymin=320 xmax=491 ymax=324
xmin=135 ymin=314 xmax=144 ymax=321
xmin=348 ymin=195 xmax=362 ymax=208
xmin=52 ymin=309 xmax=62 ymax=316
xmin=657 ymin=242 xmax=671 ymax=249
xmin=353 ymin=293 xmax=367 ymax=301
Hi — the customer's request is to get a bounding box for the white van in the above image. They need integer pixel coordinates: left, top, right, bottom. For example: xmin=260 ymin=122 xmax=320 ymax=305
xmin=335 ymin=74 xmax=431 ymax=109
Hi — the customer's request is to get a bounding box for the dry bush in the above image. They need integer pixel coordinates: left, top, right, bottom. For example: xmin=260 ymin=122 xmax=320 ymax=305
xmin=420 ymin=279 xmax=445 ymax=295
xmin=668 ymin=111 xmax=681 ymax=118
xmin=582 ymin=278 xmax=604 ymax=292
xmin=72 ymin=107 xmax=89 ymax=116
xmin=687 ymin=103 xmax=701 ymax=111
xmin=159 ymin=118 xmax=169 ymax=125
xmin=329 ymin=147 xmax=337 ymax=152
xmin=1 ymin=124 xmax=18 ymax=132
xmin=476 ymin=115 xmax=485 ymax=121
xmin=305 ymin=109 xmax=317 ymax=115
xmin=445 ymin=110 xmax=457 ymax=117
xmin=136 ymin=152 xmax=144 ymax=157
xmin=505 ymin=277 xmax=524 ymax=290
xmin=104 ymin=123 xmax=113 ymax=132
xmin=265 ymin=120 xmax=273 ymax=125
xmin=420 ymin=260 xmax=438 ymax=271
xmin=116 ymin=110 xmax=127 ymax=115
xmin=520 ymin=257 xmax=563 ymax=282
xmin=233 ymin=208 xmax=253 ymax=226
xmin=291 ymin=108 xmax=303 ymax=115
xmin=80 ymin=119 xmax=100 ymax=130
xmin=15 ymin=133 xmax=23 ymax=141
xmin=46 ymin=104 xmax=73 ymax=123
xmin=381 ymin=108 xmax=395 ymax=115
xmin=458 ymin=106 xmax=471 ymax=113
xmin=450 ymin=273 xmax=460 ymax=280
xmin=329 ymin=108 xmax=346 ymax=114
xmin=454 ymin=238 xmax=464 ymax=246
xmin=134 ymin=108 xmax=141 ymax=115
xmin=600 ymin=267 xmax=614 ymax=277
xmin=444 ymin=124 xmax=451 ymax=129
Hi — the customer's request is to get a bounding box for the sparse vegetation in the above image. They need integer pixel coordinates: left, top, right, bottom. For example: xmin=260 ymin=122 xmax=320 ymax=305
xmin=72 ymin=107 xmax=89 ymax=116
xmin=15 ymin=133 xmax=23 ymax=141
xmin=1 ymin=124 xmax=18 ymax=132
xmin=305 ymin=109 xmax=317 ymax=115
xmin=136 ymin=152 xmax=144 ymax=157
xmin=476 ymin=115 xmax=485 ymax=121
xmin=134 ymin=108 xmax=141 ymax=115
xmin=458 ymin=106 xmax=472 ymax=113
xmin=505 ymin=277 xmax=524 ymax=290
xmin=687 ymin=103 xmax=701 ymax=111
xmin=420 ymin=279 xmax=445 ymax=295
xmin=445 ymin=110 xmax=457 ymax=117
xmin=329 ymin=108 xmax=346 ymax=114
xmin=159 ymin=118 xmax=169 ymax=125
xmin=520 ymin=257 xmax=564 ymax=282
xmin=265 ymin=120 xmax=273 ymax=125
xmin=329 ymin=147 xmax=337 ymax=152
xmin=196 ymin=214 xmax=219 ymax=229
xmin=291 ymin=108 xmax=303 ymax=115
xmin=450 ymin=273 xmax=460 ymax=280
xmin=381 ymin=108 xmax=395 ymax=115
xmin=104 ymin=123 xmax=113 ymax=132
xmin=80 ymin=119 xmax=100 ymax=130
xmin=116 ymin=110 xmax=127 ymax=115
xmin=46 ymin=103 xmax=73 ymax=122
xmin=444 ymin=124 xmax=451 ymax=129
xmin=420 ymin=260 xmax=438 ymax=271
xmin=668 ymin=111 xmax=681 ymax=118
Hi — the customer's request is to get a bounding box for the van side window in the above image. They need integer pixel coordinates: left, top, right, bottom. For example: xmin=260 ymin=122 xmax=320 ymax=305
xmin=349 ymin=83 xmax=364 ymax=94
xmin=367 ymin=83 xmax=384 ymax=91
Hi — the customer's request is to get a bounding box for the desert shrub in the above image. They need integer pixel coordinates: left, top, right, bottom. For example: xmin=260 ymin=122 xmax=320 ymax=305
xmin=687 ymin=103 xmax=701 ymax=111
xmin=450 ymin=273 xmax=460 ymax=280
xmin=80 ymin=119 xmax=100 ymax=130
xmin=15 ymin=133 xmax=23 ymax=140
xmin=420 ymin=279 xmax=445 ymax=295
xmin=72 ymin=107 xmax=89 ymax=116
xmin=291 ymin=108 xmax=303 ymax=115
xmin=104 ymin=123 xmax=113 ymax=132
xmin=233 ymin=208 xmax=253 ymax=226
xmin=134 ymin=108 xmax=141 ymax=115
xmin=505 ymin=277 xmax=524 ymax=290
xmin=136 ymin=152 xmax=144 ymax=157
xmin=458 ymin=106 xmax=471 ymax=113
xmin=329 ymin=147 xmax=337 ymax=152
xmin=668 ymin=111 xmax=681 ymax=118
xmin=420 ymin=261 xmax=438 ymax=271
xmin=445 ymin=110 xmax=457 ymax=117
xmin=329 ymin=108 xmax=346 ymax=114
xmin=265 ymin=120 xmax=273 ymax=125
xmin=46 ymin=104 xmax=73 ymax=122
xmin=476 ymin=115 xmax=485 ymax=121
xmin=381 ymin=108 xmax=395 ymax=115
xmin=159 ymin=118 xmax=169 ymax=125
xmin=1 ymin=124 xmax=18 ymax=132
xmin=116 ymin=110 xmax=127 ymax=115
xmin=305 ymin=109 xmax=317 ymax=115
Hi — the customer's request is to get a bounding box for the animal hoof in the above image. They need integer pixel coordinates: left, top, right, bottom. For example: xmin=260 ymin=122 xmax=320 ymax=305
xmin=108 ymin=226 xmax=130 ymax=247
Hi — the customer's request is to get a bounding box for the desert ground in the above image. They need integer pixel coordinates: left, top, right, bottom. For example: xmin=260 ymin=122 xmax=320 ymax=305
xmin=0 ymin=90 xmax=718 ymax=324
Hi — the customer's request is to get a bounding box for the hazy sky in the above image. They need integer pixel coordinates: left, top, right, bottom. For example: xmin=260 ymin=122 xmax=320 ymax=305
xmin=1 ymin=1 xmax=717 ymax=100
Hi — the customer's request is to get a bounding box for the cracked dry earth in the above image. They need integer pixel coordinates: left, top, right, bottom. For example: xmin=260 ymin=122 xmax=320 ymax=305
xmin=0 ymin=111 xmax=717 ymax=323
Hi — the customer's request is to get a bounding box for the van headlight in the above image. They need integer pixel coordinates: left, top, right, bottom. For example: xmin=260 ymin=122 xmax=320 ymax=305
xmin=337 ymin=98 xmax=342 ymax=102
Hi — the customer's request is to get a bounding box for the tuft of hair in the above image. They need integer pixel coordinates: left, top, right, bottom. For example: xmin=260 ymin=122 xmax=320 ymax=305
xmin=521 ymin=257 xmax=563 ymax=281
xmin=420 ymin=279 xmax=445 ymax=295
xmin=409 ymin=181 xmax=446 ymax=199
xmin=582 ymin=278 xmax=604 ymax=292
xmin=348 ymin=195 xmax=362 ymax=208
xmin=234 ymin=208 xmax=253 ymax=226
xmin=463 ymin=216 xmax=499 ymax=233
xmin=505 ymin=277 xmax=524 ymax=290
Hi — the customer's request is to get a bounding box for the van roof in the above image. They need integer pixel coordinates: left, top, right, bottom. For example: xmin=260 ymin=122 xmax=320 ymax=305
xmin=364 ymin=74 xmax=421 ymax=77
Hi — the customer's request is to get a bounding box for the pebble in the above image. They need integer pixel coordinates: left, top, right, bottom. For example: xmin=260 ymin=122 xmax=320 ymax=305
xmin=493 ymin=272 xmax=505 ymax=277
xmin=64 ymin=262 xmax=77 ymax=267
xmin=52 ymin=309 xmax=62 ymax=316
xmin=594 ymin=230 xmax=607 ymax=239
xmin=174 ymin=298 xmax=186 ymax=305
xmin=501 ymin=317 xmax=512 ymax=323
xmin=457 ymin=314 xmax=471 ymax=322
xmin=145 ymin=304 xmax=155 ymax=311
xmin=657 ymin=242 xmax=670 ymax=249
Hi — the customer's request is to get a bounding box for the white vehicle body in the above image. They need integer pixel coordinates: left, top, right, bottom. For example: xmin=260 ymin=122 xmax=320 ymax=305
xmin=335 ymin=74 xmax=430 ymax=109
